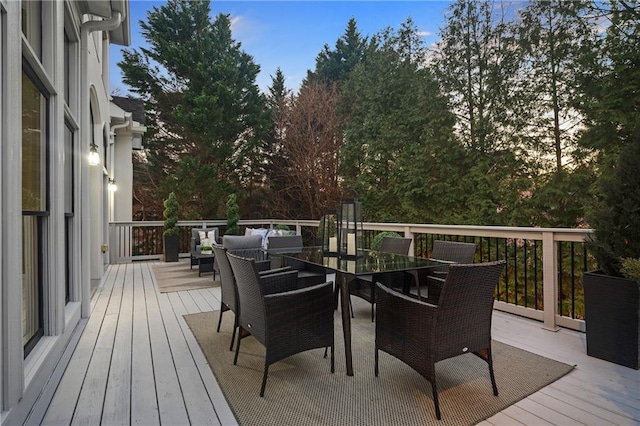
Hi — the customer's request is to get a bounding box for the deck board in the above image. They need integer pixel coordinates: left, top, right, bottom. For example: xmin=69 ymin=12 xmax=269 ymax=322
xmin=144 ymin=265 xmax=191 ymax=425
xmin=72 ymin=266 xmax=125 ymax=425
xmin=130 ymin=262 xmax=160 ymax=425
xmin=40 ymin=267 xmax=118 ymax=425
xmin=157 ymin=293 xmax=220 ymax=424
xmin=31 ymin=261 xmax=640 ymax=426
xmin=102 ymin=264 xmax=134 ymax=425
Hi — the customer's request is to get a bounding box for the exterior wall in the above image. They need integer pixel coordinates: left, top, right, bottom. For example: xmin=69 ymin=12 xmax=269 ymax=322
xmin=113 ymin=131 xmax=135 ymax=222
xmin=0 ymin=1 xmax=129 ymax=423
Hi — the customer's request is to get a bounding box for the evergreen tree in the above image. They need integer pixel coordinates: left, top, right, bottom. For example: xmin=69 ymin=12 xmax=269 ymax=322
xmin=308 ymin=17 xmax=369 ymax=86
xmin=516 ymin=0 xmax=596 ymax=172
xmin=342 ymin=19 xmax=457 ymax=223
xmin=118 ymin=0 xmax=268 ymax=219
xmin=433 ymin=0 xmax=521 ymax=153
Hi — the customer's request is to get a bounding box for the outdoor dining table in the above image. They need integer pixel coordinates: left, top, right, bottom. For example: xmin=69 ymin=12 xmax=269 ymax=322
xmin=282 ymin=246 xmax=447 ymax=376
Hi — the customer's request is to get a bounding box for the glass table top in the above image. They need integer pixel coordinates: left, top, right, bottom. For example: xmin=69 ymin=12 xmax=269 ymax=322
xmin=282 ymin=246 xmax=446 ymax=276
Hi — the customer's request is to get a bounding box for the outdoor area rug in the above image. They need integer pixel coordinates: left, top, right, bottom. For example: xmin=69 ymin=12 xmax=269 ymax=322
xmin=183 ymin=298 xmax=575 ymax=426
xmin=152 ymin=260 xmax=220 ymax=293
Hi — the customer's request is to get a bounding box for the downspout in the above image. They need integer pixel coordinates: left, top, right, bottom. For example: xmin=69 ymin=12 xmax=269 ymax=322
xmin=80 ymin=11 xmax=122 ymax=318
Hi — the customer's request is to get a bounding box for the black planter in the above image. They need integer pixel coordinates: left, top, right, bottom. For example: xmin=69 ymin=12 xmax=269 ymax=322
xmin=583 ymin=270 xmax=639 ymax=369
xmin=163 ymin=234 xmax=179 ymax=262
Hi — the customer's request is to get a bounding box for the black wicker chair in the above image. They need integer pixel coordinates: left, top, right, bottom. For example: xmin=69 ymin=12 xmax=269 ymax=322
xmin=349 ymin=236 xmax=412 ymax=321
xmin=419 ymin=240 xmax=477 ymax=303
xmin=227 ymin=253 xmax=335 ymax=397
xmin=375 ymin=261 xmax=506 ymax=420
xmin=213 ymin=245 xmax=297 ymax=351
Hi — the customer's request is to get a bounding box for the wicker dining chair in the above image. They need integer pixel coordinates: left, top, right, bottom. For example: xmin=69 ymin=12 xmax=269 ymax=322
xmin=213 ymin=245 xmax=296 ymax=351
xmin=349 ymin=236 xmax=412 ymax=321
xmin=375 ymin=260 xmax=506 ymax=420
xmin=227 ymin=253 xmax=335 ymax=397
xmin=421 ymin=240 xmax=477 ymax=303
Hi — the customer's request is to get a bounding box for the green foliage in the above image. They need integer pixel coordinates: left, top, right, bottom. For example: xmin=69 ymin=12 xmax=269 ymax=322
xmin=580 ymin=2 xmax=640 ymax=277
xmin=225 ymin=194 xmax=241 ymax=235
xmin=516 ymin=0 xmax=595 ymax=172
xmin=308 ymin=17 xmax=368 ymax=86
xmin=342 ymin=18 xmax=456 ymax=223
xmin=118 ymin=0 xmax=268 ymax=219
xmin=163 ymin=192 xmax=179 ymax=236
xmin=274 ymin=224 xmax=290 ymax=231
xmin=587 ymin=132 xmax=640 ymax=276
xmin=371 ymin=232 xmax=401 ymax=250
xmin=620 ymin=258 xmax=640 ymax=283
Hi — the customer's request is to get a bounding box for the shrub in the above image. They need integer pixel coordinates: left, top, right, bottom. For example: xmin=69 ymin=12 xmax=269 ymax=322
xmin=587 ymin=132 xmax=640 ymax=277
xmin=226 ymin=194 xmax=240 ymax=235
xmin=163 ymin=192 xmax=179 ymax=237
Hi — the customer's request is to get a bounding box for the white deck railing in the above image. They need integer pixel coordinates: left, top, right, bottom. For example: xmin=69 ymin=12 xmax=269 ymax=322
xmin=108 ymin=220 xmax=592 ymax=333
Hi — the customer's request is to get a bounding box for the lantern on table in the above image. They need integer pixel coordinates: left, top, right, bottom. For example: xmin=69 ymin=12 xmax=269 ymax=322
xmin=320 ymin=210 xmax=339 ymax=255
xmin=338 ymin=199 xmax=363 ymax=259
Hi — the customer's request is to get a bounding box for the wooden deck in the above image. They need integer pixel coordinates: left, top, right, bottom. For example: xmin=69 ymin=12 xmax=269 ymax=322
xmin=25 ymin=262 xmax=640 ymax=425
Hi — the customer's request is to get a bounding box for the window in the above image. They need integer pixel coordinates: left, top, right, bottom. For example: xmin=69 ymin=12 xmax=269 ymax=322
xmin=22 ymin=68 xmax=48 ymax=356
xmin=21 ymin=0 xmax=42 ymax=60
xmin=64 ymin=122 xmax=74 ymax=303
xmin=64 ymin=30 xmax=70 ymax=104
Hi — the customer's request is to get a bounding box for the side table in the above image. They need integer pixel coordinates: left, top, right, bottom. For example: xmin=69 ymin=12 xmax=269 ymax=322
xmin=193 ymin=252 xmax=215 ymax=276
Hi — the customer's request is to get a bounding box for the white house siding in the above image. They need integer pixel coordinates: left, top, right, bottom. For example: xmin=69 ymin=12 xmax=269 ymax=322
xmin=0 ymin=1 xmax=131 ymax=424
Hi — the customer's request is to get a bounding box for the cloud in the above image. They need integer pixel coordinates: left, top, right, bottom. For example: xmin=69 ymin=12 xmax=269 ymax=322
xmin=417 ymin=30 xmax=434 ymax=37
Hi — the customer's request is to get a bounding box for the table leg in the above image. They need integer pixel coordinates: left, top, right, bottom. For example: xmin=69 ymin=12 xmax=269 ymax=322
xmin=338 ymin=272 xmax=354 ymax=376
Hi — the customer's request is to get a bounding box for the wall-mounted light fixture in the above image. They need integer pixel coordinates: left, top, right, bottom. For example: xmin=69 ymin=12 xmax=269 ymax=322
xmin=89 ymin=142 xmax=100 ymax=166
xmin=108 ymin=177 xmax=118 ymax=192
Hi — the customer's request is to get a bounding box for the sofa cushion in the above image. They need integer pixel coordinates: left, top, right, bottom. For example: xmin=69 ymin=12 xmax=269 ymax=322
xmin=222 ymin=234 xmax=264 ymax=250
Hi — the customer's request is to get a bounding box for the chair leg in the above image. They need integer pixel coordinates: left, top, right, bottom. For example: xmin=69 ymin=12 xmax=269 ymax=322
xmin=233 ymin=329 xmax=243 ymax=365
xmin=260 ymin=363 xmax=270 ymax=397
xmin=431 ymin=380 xmax=441 ymax=420
xmin=216 ymin=305 xmax=228 ymax=332
xmin=229 ymin=325 xmax=237 ymax=351
xmin=487 ymin=350 xmax=499 ymax=396
xmin=216 ymin=309 xmax=224 ymax=332
xmin=374 ymin=348 xmax=379 ymax=377
xmin=330 ymin=343 xmax=335 ymax=373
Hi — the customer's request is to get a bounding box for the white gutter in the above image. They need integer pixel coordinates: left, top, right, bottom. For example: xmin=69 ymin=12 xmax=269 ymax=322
xmin=79 ymin=11 xmax=123 ymax=318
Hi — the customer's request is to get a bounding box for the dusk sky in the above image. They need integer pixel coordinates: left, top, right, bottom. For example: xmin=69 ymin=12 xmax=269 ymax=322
xmin=110 ymin=1 xmax=455 ymax=95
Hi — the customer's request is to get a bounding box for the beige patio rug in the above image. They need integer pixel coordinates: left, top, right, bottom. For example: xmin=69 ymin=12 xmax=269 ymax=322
xmin=184 ymin=299 xmax=574 ymax=426
xmin=152 ymin=260 xmax=220 ymax=293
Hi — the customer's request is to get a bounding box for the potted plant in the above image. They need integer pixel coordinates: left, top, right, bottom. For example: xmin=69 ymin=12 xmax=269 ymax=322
xmin=200 ymin=245 xmax=213 ymax=254
xmin=163 ymin=192 xmax=180 ymax=262
xmin=583 ymin=133 xmax=640 ymax=369
xmin=225 ymin=193 xmax=241 ymax=235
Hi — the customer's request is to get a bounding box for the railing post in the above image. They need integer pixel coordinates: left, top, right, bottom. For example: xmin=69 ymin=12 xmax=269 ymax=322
xmin=404 ymin=226 xmax=415 ymax=255
xmin=108 ymin=223 xmax=116 ymax=264
xmin=542 ymin=231 xmax=560 ymax=331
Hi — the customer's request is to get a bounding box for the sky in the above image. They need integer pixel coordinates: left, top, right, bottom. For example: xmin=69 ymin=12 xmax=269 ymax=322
xmin=110 ymin=1 xmax=454 ymax=96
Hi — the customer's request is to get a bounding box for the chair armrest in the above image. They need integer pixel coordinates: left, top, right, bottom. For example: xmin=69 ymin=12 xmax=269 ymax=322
xmin=261 ymin=270 xmax=300 ymax=294
xmin=259 ymin=266 xmax=293 ymax=276
xmin=190 ymin=237 xmax=197 ymax=253
xmin=263 ymin=282 xmax=334 ymax=334
xmin=375 ymin=283 xmax=437 ymax=347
